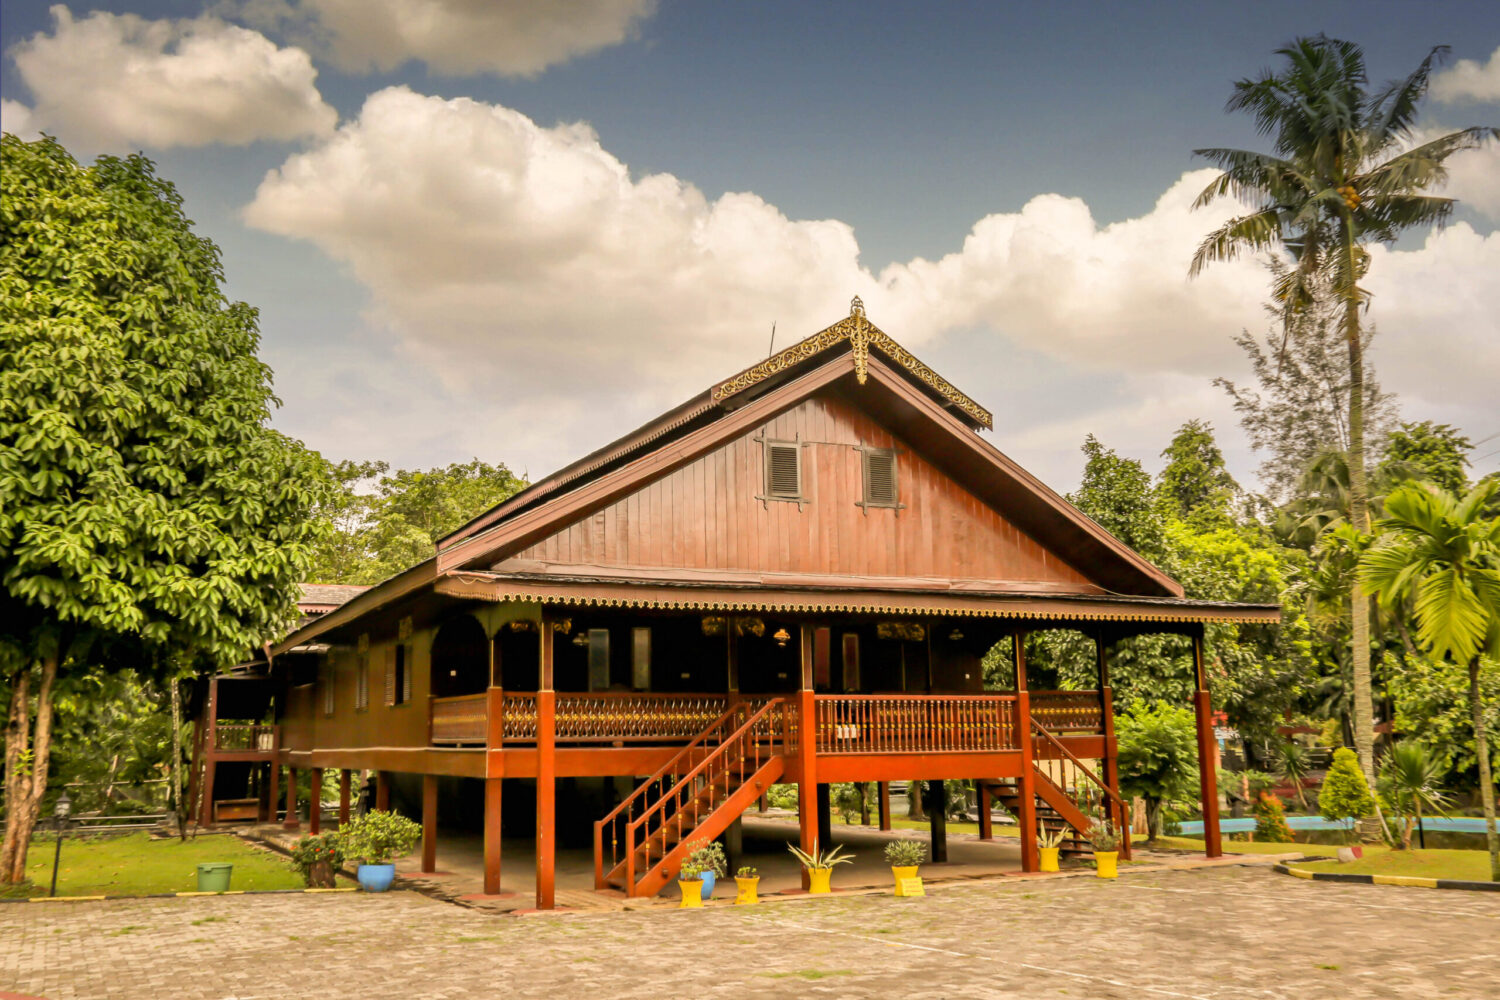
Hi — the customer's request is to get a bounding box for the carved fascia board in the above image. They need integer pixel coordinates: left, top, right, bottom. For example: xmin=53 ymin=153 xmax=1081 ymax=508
xmin=711 ymin=297 xmax=993 ymax=430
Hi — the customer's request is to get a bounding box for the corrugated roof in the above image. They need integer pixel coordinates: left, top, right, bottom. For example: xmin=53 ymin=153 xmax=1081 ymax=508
xmin=298 ymin=583 xmax=372 ymax=608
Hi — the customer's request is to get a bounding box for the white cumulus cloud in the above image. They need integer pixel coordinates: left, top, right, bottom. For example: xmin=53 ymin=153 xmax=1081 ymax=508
xmin=245 ymin=88 xmax=1500 ymax=486
xmin=1431 ymin=46 xmax=1500 ymax=103
xmin=10 ymin=5 xmax=336 ymax=150
xmin=1 ymin=100 xmax=39 ymax=140
xmin=234 ymin=0 xmax=657 ymax=77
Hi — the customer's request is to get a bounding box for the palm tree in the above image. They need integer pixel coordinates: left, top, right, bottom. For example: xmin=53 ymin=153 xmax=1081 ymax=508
xmin=1190 ymin=36 xmax=1497 ymax=807
xmin=1360 ymin=480 xmax=1500 ymax=880
xmin=1378 ymin=742 xmax=1452 ymax=850
xmin=1272 ymin=739 xmax=1314 ymax=812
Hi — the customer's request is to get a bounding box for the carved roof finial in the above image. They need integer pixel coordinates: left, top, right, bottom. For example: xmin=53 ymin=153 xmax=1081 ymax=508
xmin=850 ymin=295 xmax=865 ymax=318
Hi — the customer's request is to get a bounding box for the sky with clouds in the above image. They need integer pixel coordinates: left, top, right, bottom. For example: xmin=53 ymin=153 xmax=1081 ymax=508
xmin=3 ymin=1 xmax=1498 ymax=495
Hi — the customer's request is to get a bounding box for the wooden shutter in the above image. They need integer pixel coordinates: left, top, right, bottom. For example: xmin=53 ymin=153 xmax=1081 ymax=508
xmin=863 ymin=448 xmax=897 ymax=506
xmin=384 ymin=647 xmax=396 ymax=706
xmin=767 ymin=442 xmax=800 ymax=498
xmin=401 ymin=645 xmax=413 ymax=704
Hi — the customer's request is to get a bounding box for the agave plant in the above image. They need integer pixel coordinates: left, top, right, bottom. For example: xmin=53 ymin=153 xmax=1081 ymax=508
xmin=787 ymin=840 xmax=855 ymax=870
xmin=1037 ymin=825 xmax=1069 ymax=850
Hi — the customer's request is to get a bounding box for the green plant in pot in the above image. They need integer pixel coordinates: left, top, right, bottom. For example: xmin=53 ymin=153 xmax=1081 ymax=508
xmin=884 ymin=839 xmax=927 ymax=895
xmin=1086 ymin=821 xmax=1121 ymax=879
xmin=341 ymin=809 xmax=422 ymax=892
xmin=788 ymin=840 xmax=854 ymax=894
xmin=682 ymin=840 xmax=727 ymax=900
xmin=677 ymin=859 xmax=706 ymax=908
xmin=734 ymin=865 xmax=760 ymax=905
xmin=290 ymin=833 xmax=344 ymax=888
xmin=1037 ymin=825 xmax=1068 ymax=873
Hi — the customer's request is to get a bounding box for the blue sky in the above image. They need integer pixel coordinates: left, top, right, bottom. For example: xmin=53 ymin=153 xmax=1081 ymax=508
xmin=4 ymin=1 xmax=1499 ymax=493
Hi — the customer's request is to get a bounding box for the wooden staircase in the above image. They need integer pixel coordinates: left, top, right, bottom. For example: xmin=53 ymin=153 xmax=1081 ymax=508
xmin=594 ymin=698 xmax=786 ymax=898
xmin=982 ymin=718 xmax=1131 ymax=863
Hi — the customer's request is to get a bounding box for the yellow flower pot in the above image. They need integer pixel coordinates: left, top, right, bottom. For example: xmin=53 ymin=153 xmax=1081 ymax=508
xmin=1094 ymin=851 xmax=1118 ymax=879
xmin=807 ymin=867 xmax=833 ymax=894
xmin=734 ymin=876 xmax=760 ymax=905
xmin=1039 ymin=847 xmax=1060 ymax=872
xmin=679 ymin=879 xmax=704 ymax=907
xmin=891 ymin=865 xmax=920 ymax=895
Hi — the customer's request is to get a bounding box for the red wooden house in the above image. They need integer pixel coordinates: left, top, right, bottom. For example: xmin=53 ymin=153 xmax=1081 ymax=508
xmin=191 ymin=299 xmax=1275 ymax=906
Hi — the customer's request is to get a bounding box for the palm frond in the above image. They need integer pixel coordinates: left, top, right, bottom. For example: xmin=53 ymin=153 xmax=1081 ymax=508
xmin=1367 ymin=46 xmax=1450 ymax=152
xmin=1413 ymin=567 xmax=1487 ymax=664
xmin=1190 ymin=209 xmax=1285 ymax=275
xmin=1361 ymin=127 xmax=1499 ymax=196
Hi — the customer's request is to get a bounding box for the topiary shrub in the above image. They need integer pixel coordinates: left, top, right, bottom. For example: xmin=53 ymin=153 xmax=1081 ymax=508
xmin=1318 ymin=747 xmax=1375 ymax=843
xmin=1252 ymin=793 xmax=1294 ymax=843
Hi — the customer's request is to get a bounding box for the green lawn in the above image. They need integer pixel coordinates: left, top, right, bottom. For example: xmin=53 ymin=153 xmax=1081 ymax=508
xmin=1298 ymin=848 xmax=1495 ymax=882
xmin=7 ymin=831 xmax=326 ymax=898
xmin=1150 ymin=836 xmax=1311 ymax=856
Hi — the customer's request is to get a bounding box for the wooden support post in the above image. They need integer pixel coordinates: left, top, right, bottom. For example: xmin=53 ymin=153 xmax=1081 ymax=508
xmin=197 ymin=677 xmax=220 ymax=827
xmin=309 ymin=768 xmax=323 ymax=835
xmin=1097 ymin=630 xmax=1129 ymax=860
xmin=724 ymin=816 xmax=743 ymax=876
xmin=928 ymin=782 xmax=949 ymax=862
xmin=421 ymin=774 xmax=438 ymax=873
xmin=338 ymin=770 xmax=351 ymax=827
xmin=376 ymin=770 xmax=391 ymax=812
xmin=187 ymin=690 xmax=207 ymax=826
xmin=484 ymin=777 xmax=503 ymax=895
xmin=796 ymin=624 xmax=818 ymax=889
xmin=1014 ymin=626 xmax=1038 ymax=871
xmin=816 ymin=784 xmax=832 ymax=849
xmin=978 ymin=783 xmax=993 ymax=840
xmin=877 ymin=782 xmax=892 ymax=831
xmin=1192 ymin=627 xmax=1223 ymax=858
xmin=266 ymin=763 xmax=279 ymax=825
xmin=536 ymin=617 xmax=557 ymax=909
xmin=200 ymin=760 xmax=217 ymax=828
xmin=284 ymin=766 xmax=299 ymax=830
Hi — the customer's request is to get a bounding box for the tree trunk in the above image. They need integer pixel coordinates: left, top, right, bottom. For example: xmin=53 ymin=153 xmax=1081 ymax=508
xmin=1470 ymin=657 xmax=1499 ymax=881
xmin=169 ymin=671 xmax=186 ymax=841
xmin=1341 ymin=237 xmax=1382 ymax=842
xmin=906 ymin=779 xmax=925 ymax=820
xmin=1 ymin=652 xmax=60 ymax=884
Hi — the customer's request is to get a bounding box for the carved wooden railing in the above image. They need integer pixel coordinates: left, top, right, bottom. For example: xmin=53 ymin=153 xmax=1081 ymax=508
xmin=213 ymin=723 xmax=278 ymax=752
xmin=430 ymin=694 xmax=489 ymax=745
xmin=1030 ymin=719 xmax=1131 ymax=860
xmin=555 ymin=693 xmax=728 ymax=743
xmin=813 ymin=694 xmax=1019 ymax=753
xmin=1030 ymin=690 xmax=1104 ymax=733
xmin=595 ymin=699 xmax=787 ymax=896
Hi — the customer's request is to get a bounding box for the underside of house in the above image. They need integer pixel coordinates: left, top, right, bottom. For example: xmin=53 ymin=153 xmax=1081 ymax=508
xmin=190 ymin=299 xmax=1277 ymax=907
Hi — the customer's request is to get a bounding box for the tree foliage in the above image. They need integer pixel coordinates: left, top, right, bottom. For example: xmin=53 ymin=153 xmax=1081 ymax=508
xmin=1115 ymin=700 xmax=1200 ymax=839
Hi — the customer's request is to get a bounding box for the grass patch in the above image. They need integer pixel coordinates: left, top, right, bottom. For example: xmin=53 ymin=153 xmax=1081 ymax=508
xmin=882 ymin=817 xmax=1021 ymax=838
xmin=1150 ymin=836 xmax=1310 ymax=856
xmin=11 ymin=832 xmax=334 ymax=897
xmin=1298 ymin=848 xmax=1492 ymax=882
xmin=760 ymin=970 xmax=855 ymax=981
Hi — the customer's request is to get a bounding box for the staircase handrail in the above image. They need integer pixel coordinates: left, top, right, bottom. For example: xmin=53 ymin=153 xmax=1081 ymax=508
xmin=593 ymin=702 xmax=740 ymax=838
xmin=1030 ymin=717 xmax=1131 ymax=859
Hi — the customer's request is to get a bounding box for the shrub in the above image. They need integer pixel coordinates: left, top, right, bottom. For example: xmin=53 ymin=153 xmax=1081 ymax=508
xmin=339 ymin=809 xmax=422 ymax=865
xmin=884 ymin=840 xmax=927 ymax=868
xmin=1252 ymin=793 xmax=1294 ymax=843
xmin=1085 ymin=821 xmax=1121 ymax=852
xmin=1116 ymin=700 xmax=1199 ymax=839
xmin=765 ymin=784 xmax=799 ymax=810
xmin=736 ymin=865 xmax=758 ymax=879
xmin=685 ymin=840 xmax=727 ymax=879
xmin=678 ymin=860 xmax=705 ymax=881
xmin=1318 ymin=747 xmax=1375 ymax=843
xmin=289 ymin=834 xmax=345 ymax=887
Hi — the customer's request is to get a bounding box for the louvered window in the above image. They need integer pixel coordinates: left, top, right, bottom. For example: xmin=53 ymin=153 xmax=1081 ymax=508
xmin=322 ymin=668 xmax=335 ymax=717
xmin=862 ymin=448 xmax=898 ymax=507
xmin=765 ymin=442 xmax=802 ymax=500
xmin=355 ymin=656 xmax=369 ymax=712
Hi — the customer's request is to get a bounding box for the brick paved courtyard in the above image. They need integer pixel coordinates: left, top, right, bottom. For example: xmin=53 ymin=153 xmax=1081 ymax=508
xmin=4 ymin=866 xmax=1497 ymax=999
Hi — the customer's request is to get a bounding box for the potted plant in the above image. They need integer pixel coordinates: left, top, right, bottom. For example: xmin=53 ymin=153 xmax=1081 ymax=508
xmin=340 ymin=809 xmax=422 ymax=892
xmin=734 ymin=865 xmax=760 ymax=905
xmin=787 ymin=840 xmax=854 ymax=894
xmin=883 ymin=839 xmax=927 ymax=895
xmin=1037 ymin=825 xmax=1067 ymax=872
xmin=1087 ymin=821 xmax=1121 ymax=879
xmin=677 ymin=859 xmax=706 ymax=908
xmin=290 ymin=833 xmax=344 ymax=888
xmin=683 ymin=840 xmax=727 ymax=900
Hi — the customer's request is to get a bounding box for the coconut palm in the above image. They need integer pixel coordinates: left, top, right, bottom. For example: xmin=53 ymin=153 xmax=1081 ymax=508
xmin=1359 ymin=480 xmax=1500 ymax=879
xmin=1378 ymin=742 xmax=1452 ymax=850
xmin=1190 ymin=36 xmax=1497 ymax=805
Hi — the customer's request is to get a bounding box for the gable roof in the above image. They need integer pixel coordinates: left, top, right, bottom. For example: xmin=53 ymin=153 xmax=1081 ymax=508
xmin=432 ymin=301 xmax=1182 ymax=597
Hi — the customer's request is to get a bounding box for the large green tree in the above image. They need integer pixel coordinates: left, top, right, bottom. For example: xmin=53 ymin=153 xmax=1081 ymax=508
xmin=0 ymin=136 xmax=326 ymax=883
xmin=1191 ymin=36 xmax=1497 ymax=801
xmin=1360 ymin=480 xmax=1500 ymax=879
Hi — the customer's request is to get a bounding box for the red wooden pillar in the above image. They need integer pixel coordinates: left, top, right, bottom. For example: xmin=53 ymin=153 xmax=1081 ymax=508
xmin=338 ymin=770 xmax=351 ymax=827
xmin=978 ymin=784 xmax=993 ymax=840
xmin=796 ymin=625 xmax=818 ymax=890
xmin=1013 ymin=628 xmax=1039 ymax=872
xmin=877 ymin=782 xmax=892 ymax=831
xmin=483 ymin=778 xmax=503 ymax=895
xmin=309 ymin=768 xmax=323 ymax=835
xmin=421 ymin=774 xmax=438 ymax=873
xmin=266 ymin=762 xmax=280 ymax=825
xmin=376 ymin=770 xmax=392 ymax=812
xmin=1192 ymin=627 xmax=1223 ymax=858
xmin=483 ymin=684 xmax=505 ymax=895
xmin=284 ymin=766 xmax=299 ymax=830
xmin=536 ymin=618 xmax=557 ymax=909
xmin=1097 ymin=630 xmax=1129 ymax=860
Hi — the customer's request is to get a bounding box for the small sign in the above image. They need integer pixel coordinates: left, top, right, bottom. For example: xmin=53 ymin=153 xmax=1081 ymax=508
xmin=897 ymin=877 xmax=925 ymax=897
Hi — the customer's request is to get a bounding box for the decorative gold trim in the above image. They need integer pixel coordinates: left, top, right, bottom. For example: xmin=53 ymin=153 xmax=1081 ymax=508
xmin=711 ymin=297 xmax=994 ymax=429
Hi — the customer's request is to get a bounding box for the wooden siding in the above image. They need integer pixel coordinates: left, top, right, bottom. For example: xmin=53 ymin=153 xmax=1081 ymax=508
xmin=501 ymin=394 xmax=1099 ymax=591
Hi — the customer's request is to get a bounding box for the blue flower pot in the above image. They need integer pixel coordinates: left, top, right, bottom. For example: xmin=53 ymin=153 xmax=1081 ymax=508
xmin=357 ymin=863 xmax=396 ymax=892
xmin=699 ymin=871 xmax=716 ymax=900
